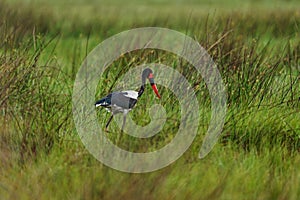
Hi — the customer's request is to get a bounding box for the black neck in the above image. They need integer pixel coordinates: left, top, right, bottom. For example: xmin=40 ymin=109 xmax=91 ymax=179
xmin=138 ymin=69 xmax=151 ymax=98
xmin=138 ymin=85 xmax=145 ymax=97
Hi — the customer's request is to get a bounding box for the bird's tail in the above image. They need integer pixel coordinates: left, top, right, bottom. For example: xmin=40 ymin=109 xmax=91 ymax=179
xmin=95 ymin=94 xmax=111 ymax=107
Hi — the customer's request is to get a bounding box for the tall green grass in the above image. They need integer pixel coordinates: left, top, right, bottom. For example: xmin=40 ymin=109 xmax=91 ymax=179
xmin=0 ymin=0 xmax=299 ymax=199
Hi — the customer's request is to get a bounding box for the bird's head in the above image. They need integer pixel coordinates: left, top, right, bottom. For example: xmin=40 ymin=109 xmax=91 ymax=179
xmin=142 ymin=68 xmax=161 ymax=99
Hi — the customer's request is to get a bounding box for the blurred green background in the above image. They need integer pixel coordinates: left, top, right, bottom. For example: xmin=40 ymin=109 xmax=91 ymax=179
xmin=0 ymin=0 xmax=299 ymax=199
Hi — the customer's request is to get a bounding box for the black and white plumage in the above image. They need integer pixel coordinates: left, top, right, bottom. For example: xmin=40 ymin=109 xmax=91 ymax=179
xmin=95 ymin=68 xmax=161 ymax=131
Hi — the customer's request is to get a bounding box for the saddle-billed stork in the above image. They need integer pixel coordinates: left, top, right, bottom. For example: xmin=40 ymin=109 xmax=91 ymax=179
xmin=95 ymin=68 xmax=161 ymax=131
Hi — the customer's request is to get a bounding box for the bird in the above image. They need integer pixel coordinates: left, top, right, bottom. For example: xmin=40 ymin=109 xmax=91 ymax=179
xmin=95 ymin=68 xmax=161 ymax=132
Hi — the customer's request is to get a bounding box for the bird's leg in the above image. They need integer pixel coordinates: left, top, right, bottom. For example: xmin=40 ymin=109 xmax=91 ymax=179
xmin=105 ymin=115 xmax=114 ymax=132
xmin=121 ymin=112 xmax=127 ymax=132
